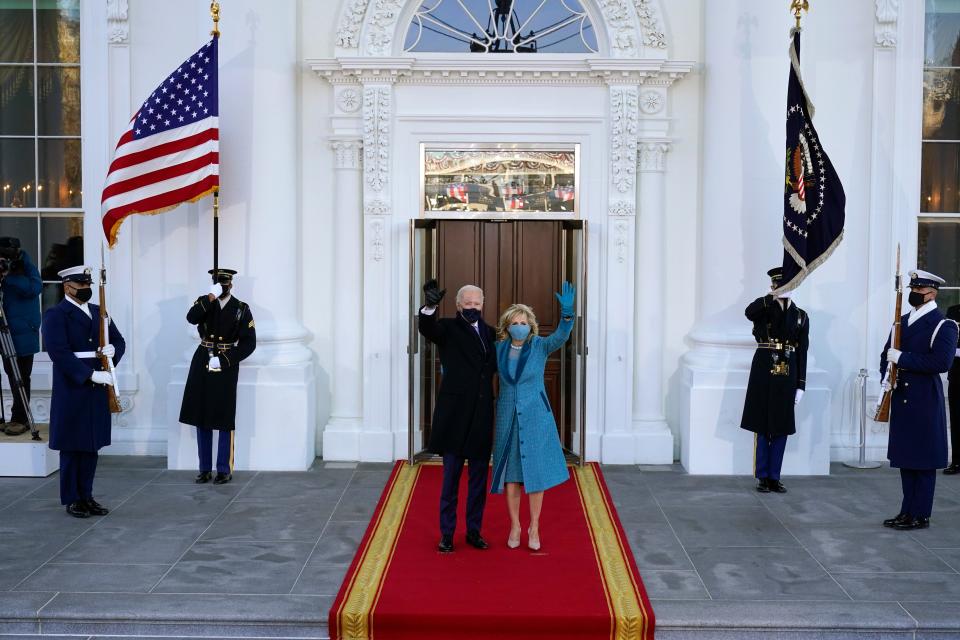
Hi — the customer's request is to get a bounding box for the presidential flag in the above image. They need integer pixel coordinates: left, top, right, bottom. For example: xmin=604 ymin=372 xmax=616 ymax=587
xmin=101 ymin=37 xmax=219 ymax=247
xmin=774 ymin=28 xmax=845 ymax=294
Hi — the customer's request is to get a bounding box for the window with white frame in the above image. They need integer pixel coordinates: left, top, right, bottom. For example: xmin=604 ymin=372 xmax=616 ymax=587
xmin=921 ymin=0 xmax=960 ymax=310
xmin=0 ymin=0 xmax=84 ymax=328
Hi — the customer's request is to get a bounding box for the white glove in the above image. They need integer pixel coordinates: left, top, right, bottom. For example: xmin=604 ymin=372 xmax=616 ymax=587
xmin=880 ymin=379 xmax=892 ymax=393
xmin=90 ymin=371 xmax=113 ymax=385
xmin=886 ymin=348 xmax=901 ymax=364
xmin=208 ymin=356 xmax=222 ymax=371
xmin=794 ymin=389 xmax=804 ymax=405
xmin=99 ymin=344 xmax=115 ymax=358
xmin=955 ymin=348 xmax=960 ymax=359
xmin=208 ymin=283 xmax=221 ymax=298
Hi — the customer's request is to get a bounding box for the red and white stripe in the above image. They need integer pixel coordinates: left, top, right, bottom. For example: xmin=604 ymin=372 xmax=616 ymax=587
xmin=101 ymin=117 xmax=219 ymax=246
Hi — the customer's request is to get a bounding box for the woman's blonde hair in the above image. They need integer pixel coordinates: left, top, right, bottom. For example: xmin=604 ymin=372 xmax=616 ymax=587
xmin=496 ymin=304 xmax=539 ymax=342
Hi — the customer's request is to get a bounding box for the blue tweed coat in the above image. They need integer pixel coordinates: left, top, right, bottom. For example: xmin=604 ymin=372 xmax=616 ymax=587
xmin=491 ymin=317 xmax=574 ymax=494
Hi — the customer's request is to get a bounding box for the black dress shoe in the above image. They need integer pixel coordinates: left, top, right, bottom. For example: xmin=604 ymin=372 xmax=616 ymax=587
xmin=944 ymin=464 xmax=960 ymax=475
xmin=195 ymin=471 xmax=212 ymax=484
xmin=83 ymin=499 xmax=109 ymax=516
xmin=465 ymin=531 xmax=488 ymax=550
xmin=767 ymin=480 xmax=787 ymax=494
xmin=883 ymin=513 xmax=909 ymax=528
xmin=65 ymin=502 xmax=90 ymax=518
xmin=756 ymin=479 xmax=771 ymax=493
xmin=437 ymin=535 xmax=454 ymax=553
xmin=213 ymin=472 xmax=232 ymax=485
xmin=893 ymin=516 xmax=930 ymax=531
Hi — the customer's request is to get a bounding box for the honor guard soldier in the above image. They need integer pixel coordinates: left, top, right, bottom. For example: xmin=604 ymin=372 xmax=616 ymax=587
xmin=880 ymin=270 xmax=958 ymax=530
xmin=179 ymin=268 xmax=256 ymax=485
xmin=944 ymin=299 xmax=960 ymax=475
xmin=42 ymin=266 xmax=125 ymax=518
xmin=740 ymin=267 xmax=809 ymax=493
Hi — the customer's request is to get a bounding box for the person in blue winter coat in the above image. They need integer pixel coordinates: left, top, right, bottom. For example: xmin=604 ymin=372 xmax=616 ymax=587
xmin=0 ymin=237 xmax=42 ymax=436
xmin=491 ymin=282 xmax=575 ymax=551
xmin=880 ymin=269 xmax=959 ymax=531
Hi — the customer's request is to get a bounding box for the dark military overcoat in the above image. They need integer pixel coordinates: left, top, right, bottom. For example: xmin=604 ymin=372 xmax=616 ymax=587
xmin=881 ymin=308 xmax=958 ymax=470
xmin=179 ymin=295 xmax=256 ymax=431
xmin=740 ymin=295 xmax=809 ymax=437
xmin=418 ymin=309 xmax=497 ymax=459
xmin=42 ymin=300 xmax=126 ymax=452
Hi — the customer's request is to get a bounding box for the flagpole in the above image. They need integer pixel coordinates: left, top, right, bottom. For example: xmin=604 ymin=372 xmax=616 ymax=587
xmin=211 ymin=1 xmax=220 ymax=282
xmin=790 ymin=0 xmax=808 ymax=29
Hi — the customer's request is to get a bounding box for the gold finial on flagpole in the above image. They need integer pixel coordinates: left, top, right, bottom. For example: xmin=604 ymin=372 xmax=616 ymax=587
xmin=790 ymin=0 xmax=809 ymax=29
xmin=210 ymin=1 xmax=221 ymax=37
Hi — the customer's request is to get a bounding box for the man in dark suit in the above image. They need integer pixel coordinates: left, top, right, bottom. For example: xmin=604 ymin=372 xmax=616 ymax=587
xmin=740 ymin=267 xmax=809 ymax=494
xmin=418 ymin=280 xmax=497 ymax=552
xmin=179 ymin=268 xmax=256 ymax=485
xmin=881 ymin=270 xmax=959 ymax=530
xmin=944 ymin=301 xmax=960 ymax=475
xmin=42 ymin=265 xmax=126 ymax=518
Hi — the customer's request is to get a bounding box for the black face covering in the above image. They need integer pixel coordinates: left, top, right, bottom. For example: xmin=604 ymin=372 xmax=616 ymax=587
xmin=74 ymin=287 xmax=93 ymax=303
xmin=908 ymin=291 xmax=928 ymax=308
xmin=219 ymin=284 xmax=230 ymax=298
xmin=460 ymin=308 xmax=482 ymax=324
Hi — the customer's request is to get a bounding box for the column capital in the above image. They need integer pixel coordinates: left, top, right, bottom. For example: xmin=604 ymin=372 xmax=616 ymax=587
xmin=107 ymin=0 xmax=129 ymax=44
xmin=638 ymin=140 xmax=671 ymax=173
xmin=330 ymin=137 xmax=363 ymax=169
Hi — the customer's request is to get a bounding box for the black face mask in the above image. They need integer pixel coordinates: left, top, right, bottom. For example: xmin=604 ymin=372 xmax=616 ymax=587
xmin=74 ymin=287 xmax=93 ymax=303
xmin=219 ymin=285 xmax=231 ymax=298
xmin=908 ymin=291 xmax=928 ymax=307
xmin=460 ymin=308 xmax=482 ymax=324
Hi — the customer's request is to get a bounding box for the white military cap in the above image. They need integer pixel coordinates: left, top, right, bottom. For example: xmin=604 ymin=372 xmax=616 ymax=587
xmin=57 ymin=265 xmax=93 ymax=283
xmin=908 ymin=269 xmax=946 ymax=289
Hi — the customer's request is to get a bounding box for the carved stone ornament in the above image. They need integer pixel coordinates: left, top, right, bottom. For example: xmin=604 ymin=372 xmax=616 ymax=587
xmin=639 ymin=90 xmax=663 ymax=114
xmin=107 ymin=0 xmax=129 ymax=44
xmin=614 ymin=220 xmax=630 ymax=263
xmin=875 ymin=0 xmax=898 ymax=48
xmin=597 ymin=0 xmax=638 ymax=57
xmin=632 ymin=0 xmax=667 ymax=49
xmin=365 ymin=0 xmax=406 ymax=56
xmin=331 ymin=139 xmax=362 ymax=170
xmin=336 ymin=0 xmax=368 ymax=50
xmin=370 ymin=219 xmax=385 ymax=262
xmin=610 ymin=86 xmax=639 ymax=194
xmin=337 ymin=88 xmax=361 ymax=113
xmin=610 ymin=201 xmax=636 ymax=216
xmin=362 ymin=86 xmax=391 ymax=192
xmin=638 ymin=141 xmax=670 ymax=172
xmin=365 ymin=199 xmax=390 ymax=216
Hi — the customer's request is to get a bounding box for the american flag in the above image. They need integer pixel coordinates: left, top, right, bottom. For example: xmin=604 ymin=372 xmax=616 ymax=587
xmin=552 ymin=186 xmax=575 ymax=202
xmin=101 ymin=38 xmax=220 ymax=247
xmin=504 ymin=195 xmax=524 ymax=210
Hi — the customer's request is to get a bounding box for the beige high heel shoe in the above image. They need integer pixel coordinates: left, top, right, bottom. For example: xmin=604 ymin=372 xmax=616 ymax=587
xmin=507 ymin=526 xmax=521 ymax=549
xmin=527 ymin=527 xmax=541 ymax=551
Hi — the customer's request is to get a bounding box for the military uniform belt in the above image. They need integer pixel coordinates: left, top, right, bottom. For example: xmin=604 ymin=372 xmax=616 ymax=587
xmin=73 ymin=351 xmax=98 ymax=358
xmin=756 ymin=342 xmax=796 ymax=351
xmin=201 ymin=340 xmax=235 ymax=350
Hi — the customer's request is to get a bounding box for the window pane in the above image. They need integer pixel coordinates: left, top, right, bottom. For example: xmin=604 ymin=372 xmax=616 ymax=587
xmin=0 ymin=3 xmax=34 ymax=63
xmin=37 ymin=66 xmax=80 ymax=135
xmin=918 ymin=219 xmax=960 ymax=286
xmin=937 ymin=288 xmax=960 ymax=313
xmin=0 ymin=138 xmax=35 ymax=208
xmin=921 ymin=142 xmax=960 ymax=212
xmin=37 ymin=138 xmax=80 ymax=208
xmin=0 ymin=215 xmax=39 ymax=263
xmin=924 ymin=69 xmax=960 ymax=139
xmin=926 ymin=0 xmax=960 ymax=67
xmin=0 ymin=66 xmax=35 ymax=135
xmin=37 ymin=0 xmax=80 ymax=64
xmin=38 ymin=215 xmax=82 ymax=282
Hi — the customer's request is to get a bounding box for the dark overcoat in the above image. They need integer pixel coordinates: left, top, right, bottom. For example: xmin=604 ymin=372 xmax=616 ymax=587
xmin=881 ymin=308 xmax=958 ymax=470
xmin=42 ymin=300 xmax=126 ymax=452
xmin=947 ymin=305 xmax=960 ymax=382
xmin=418 ymin=308 xmax=497 ymax=459
xmin=179 ymin=295 xmax=256 ymax=431
xmin=740 ymin=295 xmax=809 ymax=437
xmin=1 ymin=250 xmax=42 ymax=355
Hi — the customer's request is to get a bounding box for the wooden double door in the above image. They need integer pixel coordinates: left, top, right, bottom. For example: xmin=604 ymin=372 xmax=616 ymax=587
xmin=408 ymin=219 xmax=586 ymax=463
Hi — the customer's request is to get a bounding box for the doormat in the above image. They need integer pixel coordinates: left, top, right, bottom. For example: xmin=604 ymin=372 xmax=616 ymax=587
xmin=329 ymin=461 xmax=654 ymax=639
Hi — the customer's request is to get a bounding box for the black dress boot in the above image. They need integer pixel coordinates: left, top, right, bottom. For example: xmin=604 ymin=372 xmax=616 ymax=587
xmin=767 ymin=480 xmax=788 ymax=494
xmin=756 ymin=478 xmax=771 ymax=493
xmin=883 ymin=513 xmax=909 ymax=528
xmin=65 ymin=501 xmax=90 ymax=518
xmin=195 ymin=471 xmax=213 ymax=484
xmin=83 ymin=499 xmax=109 ymax=516
xmin=893 ymin=516 xmax=930 ymax=531
xmin=944 ymin=464 xmax=960 ymax=475
xmin=213 ymin=472 xmax=232 ymax=485
xmin=465 ymin=530 xmax=488 ymax=550
xmin=437 ymin=534 xmax=454 ymax=553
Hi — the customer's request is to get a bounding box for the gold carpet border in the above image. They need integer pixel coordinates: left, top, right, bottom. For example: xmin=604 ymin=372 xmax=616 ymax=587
xmin=575 ymin=464 xmax=649 ymax=640
xmin=337 ymin=463 xmax=420 ymax=640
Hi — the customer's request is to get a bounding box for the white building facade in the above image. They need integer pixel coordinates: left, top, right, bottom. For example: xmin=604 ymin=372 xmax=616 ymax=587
xmin=0 ymin=0 xmax=949 ymax=473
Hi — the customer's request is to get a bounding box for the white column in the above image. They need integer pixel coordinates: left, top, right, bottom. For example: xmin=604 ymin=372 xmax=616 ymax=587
xmin=631 ymin=141 xmax=673 ymax=463
xmin=321 ymin=138 xmax=364 ymax=457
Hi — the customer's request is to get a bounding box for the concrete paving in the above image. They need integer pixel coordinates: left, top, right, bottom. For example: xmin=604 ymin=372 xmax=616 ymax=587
xmin=1 ymin=456 xmax=959 ymax=638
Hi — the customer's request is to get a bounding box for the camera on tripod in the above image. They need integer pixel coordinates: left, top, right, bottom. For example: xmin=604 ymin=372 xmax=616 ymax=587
xmin=0 ymin=237 xmax=22 ymax=276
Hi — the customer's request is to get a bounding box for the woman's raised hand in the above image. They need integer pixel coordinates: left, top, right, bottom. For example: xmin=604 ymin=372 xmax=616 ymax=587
xmin=555 ymin=281 xmax=576 ymax=317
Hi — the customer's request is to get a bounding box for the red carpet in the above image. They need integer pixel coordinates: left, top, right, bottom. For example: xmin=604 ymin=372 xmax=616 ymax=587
xmin=330 ymin=462 xmax=654 ymax=640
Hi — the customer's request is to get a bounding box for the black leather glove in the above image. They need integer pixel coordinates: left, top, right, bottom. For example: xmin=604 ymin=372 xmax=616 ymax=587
xmin=423 ymin=279 xmax=445 ymax=307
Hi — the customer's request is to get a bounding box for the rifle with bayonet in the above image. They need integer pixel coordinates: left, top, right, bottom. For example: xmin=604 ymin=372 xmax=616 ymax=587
xmin=874 ymin=244 xmax=902 ymax=422
xmin=99 ymin=247 xmax=122 ymax=414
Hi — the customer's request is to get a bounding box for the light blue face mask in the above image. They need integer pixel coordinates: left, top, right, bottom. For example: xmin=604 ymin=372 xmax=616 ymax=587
xmin=508 ymin=324 xmax=530 ymax=341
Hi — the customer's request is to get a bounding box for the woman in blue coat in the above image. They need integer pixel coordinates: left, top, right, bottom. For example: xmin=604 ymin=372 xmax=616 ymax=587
xmin=491 ymin=282 xmax=575 ymax=550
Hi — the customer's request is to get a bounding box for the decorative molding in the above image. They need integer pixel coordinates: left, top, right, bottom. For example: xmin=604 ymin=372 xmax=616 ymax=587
xmin=106 ymin=0 xmax=129 ymax=44
xmin=875 ymin=0 xmax=899 ymax=48
xmin=610 ymin=86 xmax=639 ymax=194
xmin=632 ymin=0 xmax=667 ymax=50
xmin=639 ymin=90 xmax=663 ymax=114
xmin=370 ymin=219 xmax=385 ymax=262
xmin=331 ymin=139 xmax=363 ymax=170
xmin=614 ymin=220 xmax=630 ymax=263
xmin=610 ymin=201 xmax=636 ymax=216
xmin=365 ymin=199 xmax=390 ymax=216
xmin=365 ymin=0 xmax=406 ymax=56
xmin=336 ymin=0 xmax=368 ymax=50
xmin=598 ymin=0 xmax=638 ymax=58
xmin=337 ymin=87 xmax=361 ymax=113
xmin=638 ymin=141 xmax=670 ymax=172
xmin=362 ymin=86 xmax=391 ymax=192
